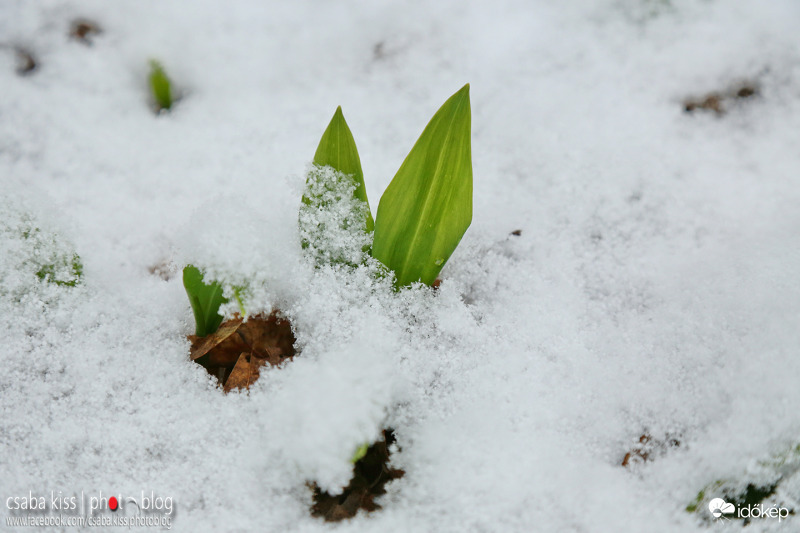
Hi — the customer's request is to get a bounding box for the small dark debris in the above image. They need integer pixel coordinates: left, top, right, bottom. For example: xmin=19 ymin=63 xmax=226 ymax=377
xmin=684 ymin=94 xmax=723 ymax=115
xmin=510 ymin=229 xmax=522 ymax=237
xmin=622 ymin=433 xmax=681 ymax=467
xmin=683 ymin=82 xmax=759 ymax=116
xmin=70 ymin=19 xmax=102 ymax=44
xmin=736 ymin=86 xmax=756 ymax=99
xmin=590 ymin=231 xmax=603 ymax=243
xmin=311 ymin=429 xmax=404 ymax=521
xmin=148 ymin=261 xmax=176 ymax=281
xmin=15 ymin=48 xmax=37 ymax=76
xmin=373 ymin=41 xmax=385 ymax=61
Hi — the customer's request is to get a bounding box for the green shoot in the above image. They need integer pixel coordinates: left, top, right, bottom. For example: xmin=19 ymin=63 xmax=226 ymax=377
xmin=232 ymin=286 xmax=247 ymax=318
xmin=35 ymin=253 xmax=83 ymax=287
xmin=183 ymin=265 xmax=228 ymax=337
xmin=351 ymin=443 xmax=369 ymax=463
xmin=372 ymin=84 xmax=472 ymax=287
xmin=299 ymin=107 xmax=374 ymax=266
xmin=149 ymin=60 xmax=173 ymax=112
xmin=18 ymin=225 xmax=83 ymax=288
xmin=685 ymin=488 xmax=705 ymax=513
xmin=306 ymin=106 xmax=373 ymax=232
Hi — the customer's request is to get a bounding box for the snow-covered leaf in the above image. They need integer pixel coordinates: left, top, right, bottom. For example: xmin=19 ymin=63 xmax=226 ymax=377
xmin=309 ymin=106 xmax=373 ymax=232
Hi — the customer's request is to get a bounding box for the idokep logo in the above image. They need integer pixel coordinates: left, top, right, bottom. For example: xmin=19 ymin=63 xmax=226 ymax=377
xmin=708 ymin=498 xmax=735 ymax=520
xmin=708 ymin=497 xmax=791 ymax=523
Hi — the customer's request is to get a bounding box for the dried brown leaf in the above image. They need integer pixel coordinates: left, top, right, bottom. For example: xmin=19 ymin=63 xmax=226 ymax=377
xmin=188 ymin=312 xmax=296 ymax=389
xmin=223 ymin=352 xmax=267 ymax=392
xmin=237 ymin=314 xmax=295 ymax=365
xmin=189 ymin=317 xmax=244 ymax=363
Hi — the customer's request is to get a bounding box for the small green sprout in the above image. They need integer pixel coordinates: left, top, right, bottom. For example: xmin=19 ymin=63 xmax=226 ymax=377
xmin=35 ymin=253 xmax=83 ymax=287
xmin=183 ymin=265 xmax=227 ymax=337
xmin=18 ymin=225 xmax=83 ymax=288
xmin=351 ymin=443 xmax=369 ymax=463
xmin=149 ymin=60 xmax=173 ymax=112
xmin=372 ymin=84 xmax=472 ymax=287
xmin=232 ymin=286 xmax=247 ymax=317
xmin=685 ymin=489 xmax=704 ymax=513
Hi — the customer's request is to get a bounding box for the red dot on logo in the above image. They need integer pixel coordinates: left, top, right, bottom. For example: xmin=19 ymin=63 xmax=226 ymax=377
xmin=109 ymin=497 xmax=118 ymax=511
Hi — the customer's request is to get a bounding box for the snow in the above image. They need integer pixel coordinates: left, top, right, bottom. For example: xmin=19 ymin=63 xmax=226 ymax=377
xmin=298 ymin=165 xmax=373 ymax=268
xmin=2 ymin=0 xmax=800 ymax=531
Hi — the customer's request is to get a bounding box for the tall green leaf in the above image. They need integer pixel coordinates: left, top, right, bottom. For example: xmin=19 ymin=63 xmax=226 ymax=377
xmin=372 ymin=84 xmax=472 ymax=287
xmin=308 ymin=106 xmax=373 ymax=232
xmin=149 ymin=59 xmax=173 ymax=112
xmin=183 ymin=265 xmax=228 ymax=337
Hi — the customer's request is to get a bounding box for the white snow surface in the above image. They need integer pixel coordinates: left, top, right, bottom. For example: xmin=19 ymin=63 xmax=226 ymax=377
xmin=2 ymin=1 xmax=800 ymax=531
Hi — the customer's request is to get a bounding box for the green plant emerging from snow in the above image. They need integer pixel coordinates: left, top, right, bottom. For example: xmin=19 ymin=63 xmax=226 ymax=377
xmin=35 ymin=252 xmax=83 ymax=287
xmin=184 ymin=84 xmax=473 ymax=338
xmin=303 ymin=84 xmax=473 ymax=287
xmin=0 ymin=205 xmax=83 ymax=299
xmin=149 ymin=60 xmax=173 ymax=112
xmin=20 ymin=225 xmax=83 ymax=288
xmin=351 ymin=443 xmax=369 ymax=463
xmin=183 ymin=265 xmax=228 ymax=337
xmin=308 ymin=106 xmax=373 ymax=233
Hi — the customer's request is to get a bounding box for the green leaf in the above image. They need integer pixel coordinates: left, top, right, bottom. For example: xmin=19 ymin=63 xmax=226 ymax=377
xmin=372 ymin=84 xmax=472 ymax=287
xmin=351 ymin=442 xmax=369 ymax=463
xmin=309 ymin=106 xmax=373 ymax=232
xmin=232 ymin=286 xmax=247 ymax=317
xmin=149 ymin=60 xmax=173 ymax=112
xmin=183 ymin=265 xmax=228 ymax=337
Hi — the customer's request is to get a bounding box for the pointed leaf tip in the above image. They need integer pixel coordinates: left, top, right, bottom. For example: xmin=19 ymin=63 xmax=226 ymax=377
xmin=309 ymin=106 xmax=374 ymax=232
xmin=148 ymin=59 xmax=173 ymax=111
